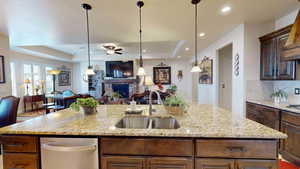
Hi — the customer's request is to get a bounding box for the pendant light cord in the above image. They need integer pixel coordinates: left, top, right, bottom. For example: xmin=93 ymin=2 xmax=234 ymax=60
xmin=194 ymin=3 xmax=198 ymax=66
xmin=86 ymin=8 xmax=91 ymax=68
xmin=139 ymin=5 xmax=143 ymax=67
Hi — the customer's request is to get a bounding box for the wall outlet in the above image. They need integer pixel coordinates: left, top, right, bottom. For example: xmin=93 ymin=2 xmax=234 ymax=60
xmin=295 ymin=88 xmax=300 ymax=95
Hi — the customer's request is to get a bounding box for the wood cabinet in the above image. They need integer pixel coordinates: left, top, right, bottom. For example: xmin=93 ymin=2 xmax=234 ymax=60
xmin=1 ymin=136 xmax=40 ymax=169
xmin=102 ymin=156 xmax=145 ymax=169
xmin=236 ymin=160 xmax=277 ymax=169
xmin=246 ymin=103 xmax=280 ymax=130
xmin=196 ymin=159 xmax=277 ymax=169
xmin=280 ymin=111 xmax=300 ymax=167
xmin=246 ymin=102 xmax=300 ymax=167
xmin=260 ymin=25 xmax=296 ymax=80
xmin=101 ymin=156 xmax=193 ymax=169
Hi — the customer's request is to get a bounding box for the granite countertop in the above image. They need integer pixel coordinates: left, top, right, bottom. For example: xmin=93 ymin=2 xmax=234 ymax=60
xmin=247 ymin=99 xmax=300 ymax=114
xmin=0 ymin=104 xmax=286 ymax=139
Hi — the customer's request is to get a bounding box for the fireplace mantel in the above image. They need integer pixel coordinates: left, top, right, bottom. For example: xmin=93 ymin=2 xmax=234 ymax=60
xmin=103 ymin=78 xmax=139 ymax=98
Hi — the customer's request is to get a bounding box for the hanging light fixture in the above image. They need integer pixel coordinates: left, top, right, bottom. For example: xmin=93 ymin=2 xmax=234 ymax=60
xmin=136 ymin=0 xmax=146 ymax=76
xmin=82 ymin=3 xmax=95 ymax=76
xmin=191 ymin=0 xmax=202 ymax=73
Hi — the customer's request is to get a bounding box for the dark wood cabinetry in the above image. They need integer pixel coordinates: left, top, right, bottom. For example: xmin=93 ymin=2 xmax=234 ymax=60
xmin=196 ymin=159 xmax=277 ymax=169
xmin=246 ymin=102 xmax=300 ymax=167
xmin=148 ymin=157 xmax=193 ymax=169
xmin=246 ymin=103 xmax=280 ymax=130
xmin=280 ymin=111 xmax=300 ymax=167
xmin=260 ymin=25 xmax=296 ymax=80
xmin=196 ymin=159 xmax=235 ymax=169
xmin=102 ymin=156 xmax=145 ymax=169
xmin=236 ymin=160 xmax=277 ymax=169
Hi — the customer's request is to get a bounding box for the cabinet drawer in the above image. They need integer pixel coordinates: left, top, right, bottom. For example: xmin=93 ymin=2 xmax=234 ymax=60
xmin=3 ymin=153 xmax=39 ymax=169
xmin=196 ymin=139 xmax=277 ymax=159
xmin=282 ymin=111 xmax=300 ymax=126
xmin=101 ymin=138 xmax=193 ymax=156
xmin=2 ymin=136 xmax=38 ymax=153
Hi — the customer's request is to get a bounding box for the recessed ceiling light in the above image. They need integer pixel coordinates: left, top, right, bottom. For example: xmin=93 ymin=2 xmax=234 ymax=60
xmin=221 ymin=6 xmax=231 ymax=13
xmin=199 ymin=33 xmax=206 ymax=37
xmin=185 ymin=47 xmax=190 ymax=51
xmin=177 ymin=56 xmax=182 ymax=58
xmin=143 ymin=49 xmax=147 ymax=53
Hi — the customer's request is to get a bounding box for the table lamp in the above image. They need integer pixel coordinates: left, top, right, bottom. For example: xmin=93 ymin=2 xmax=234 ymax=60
xmin=143 ymin=76 xmax=154 ymax=91
xmin=24 ymin=79 xmax=31 ymax=95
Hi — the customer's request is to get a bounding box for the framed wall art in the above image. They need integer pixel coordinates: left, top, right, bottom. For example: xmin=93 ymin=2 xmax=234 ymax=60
xmin=199 ymin=57 xmax=213 ymax=84
xmin=0 ymin=56 xmax=5 ymax=83
xmin=58 ymin=70 xmax=71 ymax=86
xmin=153 ymin=67 xmax=171 ymax=85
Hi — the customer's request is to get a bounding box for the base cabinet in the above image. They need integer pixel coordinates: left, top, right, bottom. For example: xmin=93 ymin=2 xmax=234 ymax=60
xmin=102 ymin=156 xmax=193 ymax=169
xmin=196 ymin=159 xmax=277 ymax=169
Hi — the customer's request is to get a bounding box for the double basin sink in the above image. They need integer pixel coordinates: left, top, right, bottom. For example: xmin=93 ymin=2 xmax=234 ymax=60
xmin=115 ymin=116 xmax=180 ymax=129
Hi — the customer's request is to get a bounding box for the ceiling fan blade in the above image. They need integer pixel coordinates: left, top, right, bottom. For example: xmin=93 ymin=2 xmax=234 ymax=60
xmin=115 ymin=52 xmax=123 ymax=55
xmin=115 ymin=48 xmax=123 ymax=51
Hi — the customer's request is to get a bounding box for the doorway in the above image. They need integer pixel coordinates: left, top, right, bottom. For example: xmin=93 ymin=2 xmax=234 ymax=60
xmin=218 ymin=44 xmax=233 ymax=111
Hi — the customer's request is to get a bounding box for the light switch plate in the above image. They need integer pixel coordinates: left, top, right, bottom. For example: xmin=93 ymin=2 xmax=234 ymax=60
xmin=295 ymin=88 xmax=300 ymax=95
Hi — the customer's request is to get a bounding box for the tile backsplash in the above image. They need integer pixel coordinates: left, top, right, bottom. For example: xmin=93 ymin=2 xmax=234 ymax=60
xmin=247 ymin=80 xmax=300 ymax=104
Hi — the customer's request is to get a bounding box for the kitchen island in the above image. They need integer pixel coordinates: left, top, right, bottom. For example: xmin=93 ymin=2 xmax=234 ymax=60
xmin=0 ymin=104 xmax=286 ymax=169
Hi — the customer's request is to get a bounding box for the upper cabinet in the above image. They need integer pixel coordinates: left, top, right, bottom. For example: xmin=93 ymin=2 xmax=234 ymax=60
xmin=260 ymin=25 xmax=296 ymax=80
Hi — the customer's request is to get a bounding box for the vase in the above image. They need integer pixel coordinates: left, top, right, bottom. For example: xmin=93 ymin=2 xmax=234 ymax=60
xmin=82 ymin=106 xmax=97 ymax=115
xmin=273 ymin=97 xmax=281 ymax=105
xmin=165 ymin=106 xmax=186 ymax=115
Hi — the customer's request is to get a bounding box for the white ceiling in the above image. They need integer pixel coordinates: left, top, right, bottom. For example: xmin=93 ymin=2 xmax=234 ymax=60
xmin=0 ymin=0 xmax=299 ymax=62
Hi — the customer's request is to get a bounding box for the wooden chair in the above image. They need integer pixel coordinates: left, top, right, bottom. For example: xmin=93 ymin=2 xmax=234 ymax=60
xmin=0 ymin=96 xmax=20 ymax=127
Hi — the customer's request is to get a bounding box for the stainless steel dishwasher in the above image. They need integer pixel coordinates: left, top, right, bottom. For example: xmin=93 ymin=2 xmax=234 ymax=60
xmin=40 ymin=137 xmax=98 ymax=169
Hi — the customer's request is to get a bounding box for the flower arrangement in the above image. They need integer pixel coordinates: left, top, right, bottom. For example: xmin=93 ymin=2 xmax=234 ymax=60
xmin=164 ymin=95 xmax=188 ymax=115
xmin=270 ymin=88 xmax=288 ymax=104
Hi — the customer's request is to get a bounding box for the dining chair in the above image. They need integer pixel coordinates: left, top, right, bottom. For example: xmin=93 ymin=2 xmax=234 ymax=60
xmin=0 ymin=96 xmax=20 ymax=127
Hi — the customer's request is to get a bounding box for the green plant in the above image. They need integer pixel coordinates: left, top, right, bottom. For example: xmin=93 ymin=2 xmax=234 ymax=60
xmin=164 ymin=95 xmax=188 ymax=109
xmin=270 ymin=89 xmax=288 ymax=99
xmin=112 ymin=92 xmax=122 ymax=99
xmin=70 ymin=98 xmax=98 ymax=112
xmin=168 ymin=84 xmax=177 ymax=93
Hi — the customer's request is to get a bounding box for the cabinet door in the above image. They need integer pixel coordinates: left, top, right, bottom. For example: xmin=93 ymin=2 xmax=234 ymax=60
xmin=148 ymin=157 xmax=193 ymax=169
xmin=3 ymin=153 xmax=39 ymax=169
xmin=246 ymin=103 xmax=280 ymax=130
xmin=236 ymin=160 xmax=277 ymax=169
xmin=276 ymin=33 xmax=296 ymax=80
xmin=102 ymin=156 xmax=145 ymax=169
xmin=196 ymin=159 xmax=234 ymax=169
xmin=260 ymin=39 xmax=276 ymax=80
xmin=280 ymin=121 xmax=300 ymax=167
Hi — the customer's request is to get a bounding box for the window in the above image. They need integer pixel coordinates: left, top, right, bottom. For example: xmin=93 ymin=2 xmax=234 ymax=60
xmin=23 ymin=64 xmax=41 ymax=95
xmin=24 ymin=64 xmax=33 ymax=95
xmin=10 ymin=62 xmax=17 ymax=96
xmin=45 ymin=66 xmax=54 ymax=94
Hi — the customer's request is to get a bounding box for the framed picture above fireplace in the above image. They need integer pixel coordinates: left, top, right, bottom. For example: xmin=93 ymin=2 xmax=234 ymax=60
xmin=153 ymin=67 xmax=171 ymax=85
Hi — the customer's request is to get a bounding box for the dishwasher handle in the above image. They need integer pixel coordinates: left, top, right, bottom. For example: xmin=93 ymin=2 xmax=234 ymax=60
xmin=42 ymin=143 xmax=97 ymax=152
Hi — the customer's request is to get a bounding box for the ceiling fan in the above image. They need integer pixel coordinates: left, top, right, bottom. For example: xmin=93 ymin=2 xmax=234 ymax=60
xmin=102 ymin=44 xmax=123 ymax=55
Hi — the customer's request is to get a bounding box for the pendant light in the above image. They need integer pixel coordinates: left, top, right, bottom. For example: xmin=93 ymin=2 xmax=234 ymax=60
xmin=191 ymin=0 xmax=202 ymax=73
xmin=137 ymin=0 xmax=146 ymax=76
xmin=82 ymin=3 xmax=95 ymax=76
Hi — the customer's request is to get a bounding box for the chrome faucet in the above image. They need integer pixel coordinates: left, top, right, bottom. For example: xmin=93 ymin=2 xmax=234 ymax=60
xmin=149 ymin=90 xmax=163 ymax=116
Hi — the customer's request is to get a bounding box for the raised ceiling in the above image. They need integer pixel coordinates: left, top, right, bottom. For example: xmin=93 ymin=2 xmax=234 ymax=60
xmin=0 ymin=0 xmax=298 ymax=62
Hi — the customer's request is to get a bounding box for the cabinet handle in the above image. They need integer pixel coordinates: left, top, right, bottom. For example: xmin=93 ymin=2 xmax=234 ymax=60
xmin=13 ymin=163 xmax=29 ymax=169
xmin=226 ymin=146 xmax=246 ymax=153
xmin=6 ymin=143 xmax=25 ymax=147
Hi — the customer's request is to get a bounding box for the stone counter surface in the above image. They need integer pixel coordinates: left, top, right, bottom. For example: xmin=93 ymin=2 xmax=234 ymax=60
xmin=0 ymin=104 xmax=286 ymax=139
xmin=247 ymin=99 xmax=300 ymax=114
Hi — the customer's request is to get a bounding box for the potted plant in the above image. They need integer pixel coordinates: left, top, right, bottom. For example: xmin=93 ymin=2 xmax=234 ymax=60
xmin=164 ymin=95 xmax=188 ymax=115
xmin=271 ymin=88 xmax=288 ymax=104
xmin=70 ymin=98 xmax=98 ymax=115
xmin=167 ymin=84 xmax=177 ymax=94
xmin=111 ymin=92 xmax=122 ymax=101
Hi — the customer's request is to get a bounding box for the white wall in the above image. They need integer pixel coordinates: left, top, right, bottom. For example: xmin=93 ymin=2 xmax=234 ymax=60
xmin=275 ymin=8 xmax=299 ymax=30
xmin=197 ymin=24 xmax=245 ymax=114
xmin=143 ymin=59 xmax=193 ymax=103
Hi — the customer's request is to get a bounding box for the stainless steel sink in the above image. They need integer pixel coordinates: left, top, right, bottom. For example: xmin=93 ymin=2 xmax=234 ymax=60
xmin=115 ymin=116 xmax=180 ymax=129
xmin=151 ymin=117 xmax=180 ymax=129
xmin=115 ymin=116 xmax=150 ymax=129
